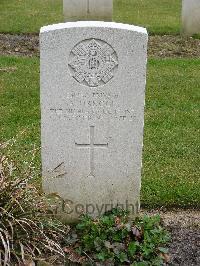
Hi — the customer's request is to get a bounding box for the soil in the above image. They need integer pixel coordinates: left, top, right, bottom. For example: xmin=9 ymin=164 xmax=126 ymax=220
xmin=0 ymin=33 xmax=200 ymax=58
xmin=148 ymin=35 xmax=200 ymax=58
xmin=144 ymin=209 xmax=200 ymax=266
xmin=0 ymin=33 xmax=39 ymax=57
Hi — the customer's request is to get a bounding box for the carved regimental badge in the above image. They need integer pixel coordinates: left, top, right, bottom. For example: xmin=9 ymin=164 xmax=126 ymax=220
xmin=68 ymin=39 xmax=118 ymax=87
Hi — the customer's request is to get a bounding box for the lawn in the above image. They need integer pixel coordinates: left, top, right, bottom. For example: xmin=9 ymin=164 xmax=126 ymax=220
xmin=115 ymin=0 xmax=181 ymax=35
xmin=0 ymin=0 xmax=181 ymax=34
xmin=0 ymin=56 xmax=199 ymax=208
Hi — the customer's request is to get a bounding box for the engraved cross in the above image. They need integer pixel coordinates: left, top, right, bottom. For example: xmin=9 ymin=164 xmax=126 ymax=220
xmin=75 ymin=126 xmax=108 ymax=177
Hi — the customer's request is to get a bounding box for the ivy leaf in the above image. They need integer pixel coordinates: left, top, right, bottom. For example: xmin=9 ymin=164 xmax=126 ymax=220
xmin=104 ymin=241 xmax=113 ymax=249
xmin=131 ymin=262 xmax=148 ymax=266
xmin=125 ymin=223 xmax=131 ymax=231
xmin=97 ymin=251 xmax=107 ymax=261
xmin=101 ymin=216 xmax=112 ymax=226
xmin=158 ymin=247 xmax=169 ymax=254
xmin=128 ymin=241 xmax=137 ymax=256
xmin=118 ymin=252 xmax=129 ymax=263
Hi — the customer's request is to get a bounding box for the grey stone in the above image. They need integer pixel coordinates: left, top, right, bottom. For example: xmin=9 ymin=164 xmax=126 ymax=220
xmin=63 ymin=0 xmax=112 ymax=22
xmin=182 ymin=0 xmax=200 ymax=36
xmin=40 ymin=21 xmax=148 ymax=222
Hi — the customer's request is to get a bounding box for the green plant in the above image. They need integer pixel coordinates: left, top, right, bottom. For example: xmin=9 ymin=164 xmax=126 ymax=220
xmin=65 ymin=208 xmax=170 ymax=265
xmin=0 ymin=154 xmax=68 ymax=265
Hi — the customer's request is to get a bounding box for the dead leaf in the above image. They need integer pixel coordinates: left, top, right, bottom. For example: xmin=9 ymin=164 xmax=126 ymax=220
xmin=160 ymin=252 xmax=171 ymax=263
xmin=64 ymin=247 xmax=86 ymax=263
xmin=115 ymin=217 xmax=121 ymax=225
xmin=131 ymin=226 xmax=142 ymax=239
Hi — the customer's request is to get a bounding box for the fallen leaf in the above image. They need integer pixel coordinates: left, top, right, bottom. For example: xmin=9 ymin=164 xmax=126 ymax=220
xmin=64 ymin=247 xmax=86 ymax=263
xmin=115 ymin=216 xmax=121 ymax=224
xmin=160 ymin=252 xmax=170 ymax=263
xmin=131 ymin=226 xmax=142 ymax=239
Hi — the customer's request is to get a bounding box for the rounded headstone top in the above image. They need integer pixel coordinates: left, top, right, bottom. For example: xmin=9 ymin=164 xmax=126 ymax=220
xmin=40 ymin=21 xmax=147 ymax=35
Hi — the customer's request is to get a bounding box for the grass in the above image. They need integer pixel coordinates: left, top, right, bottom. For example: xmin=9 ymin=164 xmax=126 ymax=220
xmin=114 ymin=0 xmax=181 ymax=35
xmin=0 ymin=56 xmax=41 ymax=177
xmin=0 ymin=0 xmax=181 ymax=34
xmin=143 ymin=59 xmax=200 ymax=208
xmin=0 ymin=0 xmax=63 ymax=34
xmin=0 ymin=56 xmax=199 ymax=208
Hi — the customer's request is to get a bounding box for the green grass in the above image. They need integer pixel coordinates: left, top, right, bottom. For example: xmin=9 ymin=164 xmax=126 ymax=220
xmin=0 ymin=0 xmax=181 ymax=34
xmin=0 ymin=56 xmax=199 ymax=208
xmin=0 ymin=0 xmax=63 ymax=34
xmin=142 ymin=59 xmax=200 ymax=208
xmin=0 ymin=56 xmax=41 ymax=175
xmin=114 ymin=0 xmax=181 ymax=35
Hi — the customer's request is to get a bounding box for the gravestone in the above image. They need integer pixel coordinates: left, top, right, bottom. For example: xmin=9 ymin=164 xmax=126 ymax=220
xmin=40 ymin=21 xmax=148 ymax=222
xmin=182 ymin=0 xmax=200 ymax=36
xmin=63 ymin=0 xmax=112 ymax=22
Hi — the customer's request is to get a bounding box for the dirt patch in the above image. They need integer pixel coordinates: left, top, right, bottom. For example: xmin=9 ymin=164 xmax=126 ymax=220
xmin=143 ymin=209 xmax=200 ymax=266
xmin=148 ymin=35 xmax=200 ymax=58
xmin=0 ymin=33 xmax=39 ymax=57
xmin=0 ymin=34 xmax=200 ymax=58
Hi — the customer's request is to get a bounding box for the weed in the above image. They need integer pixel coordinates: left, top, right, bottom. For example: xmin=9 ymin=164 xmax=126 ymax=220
xmin=0 ymin=153 xmax=69 ymax=265
xmin=65 ymin=208 xmax=170 ymax=265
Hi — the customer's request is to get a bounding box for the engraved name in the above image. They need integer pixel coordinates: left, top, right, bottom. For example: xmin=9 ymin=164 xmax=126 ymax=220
xmin=49 ymin=91 xmax=136 ymax=121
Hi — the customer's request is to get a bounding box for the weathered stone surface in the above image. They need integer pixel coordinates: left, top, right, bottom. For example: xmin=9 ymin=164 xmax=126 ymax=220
xmin=40 ymin=21 xmax=148 ymax=222
xmin=182 ymin=0 xmax=200 ymax=36
xmin=63 ymin=0 xmax=112 ymax=22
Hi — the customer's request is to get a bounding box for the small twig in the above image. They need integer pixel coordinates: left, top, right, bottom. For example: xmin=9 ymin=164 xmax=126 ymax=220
xmin=83 ymin=251 xmax=95 ymax=265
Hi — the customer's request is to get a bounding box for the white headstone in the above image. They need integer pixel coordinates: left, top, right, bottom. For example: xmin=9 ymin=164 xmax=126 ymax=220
xmin=40 ymin=21 xmax=148 ymax=222
xmin=63 ymin=0 xmax=113 ymax=22
xmin=182 ymin=0 xmax=200 ymax=36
